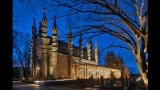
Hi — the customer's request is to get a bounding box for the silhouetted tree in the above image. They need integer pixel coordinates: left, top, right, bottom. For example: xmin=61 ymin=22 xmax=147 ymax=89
xmin=53 ymin=0 xmax=148 ymax=86
xmin=13 ymin=30 xmax=31 ymax=79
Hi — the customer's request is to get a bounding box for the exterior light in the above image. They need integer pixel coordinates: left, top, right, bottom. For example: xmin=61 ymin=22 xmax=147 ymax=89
xmin=37 ymin=67 xmax=40 ymax=70
xmin=22 ymin=77 xmax=25 ymax=80
xmin=36 ymin=67 xmax=40 ymax=80
xmin=136 ymin=77 xmax=141 ymax=82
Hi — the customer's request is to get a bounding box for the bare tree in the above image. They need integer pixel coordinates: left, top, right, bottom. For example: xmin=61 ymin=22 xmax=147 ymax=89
xmin=53 ymin=0 xmax=148 ymax=86
xmin=15 ymin=0 xmax=148 ymax=86
xmin=13 ymin=30 xmax=31 ymax=79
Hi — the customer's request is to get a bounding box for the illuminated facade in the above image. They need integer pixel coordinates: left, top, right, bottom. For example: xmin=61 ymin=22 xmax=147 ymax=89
xmin=30 ymin=10 xmax=121 ymax=79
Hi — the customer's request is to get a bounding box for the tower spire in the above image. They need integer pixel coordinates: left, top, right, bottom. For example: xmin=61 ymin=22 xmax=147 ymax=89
xmin=53 ymin=16 xmax=57 ymax=29
xmin=32 ymin=18 xmax=36 ymax=28
xmin=41 ymin=8 xmax=47 ymax=27
xmin=95 ymin=41 xmax=98 ymax=49
xmin=52 ymin=17 xmax=58 ymax=36
xmin=38 ymin=21 xmax=42 ymax=34
xmin=68 ymin=23 xmax=72 ymax=41
xmin=88 ymin=37 xmax=92 ymax=43
xmin=79 ymin=32 xmax=82 ymax=47
xmin=32 ymin=18 xmax=37 ymax=36
xmin=42 ymin=8 xmax=47 ymax=21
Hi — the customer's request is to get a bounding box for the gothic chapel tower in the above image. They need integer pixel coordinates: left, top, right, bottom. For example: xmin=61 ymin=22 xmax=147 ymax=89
xmin=94 ymin=41 xmax=98 ymax=64
xmin=30 ymin=18 xmax=37 ymax=78
xmin=51 ymin=17 xmax=58 ymax=78
xmin=79 ymin=32 xmax=83 ymax=61
xmin=87 ymin=38 xmax=92 ymax=61
xmin=40 ymin=9 xmax=48 ymax=78
xmin=68 ymin=26 xmax=73 ymax=78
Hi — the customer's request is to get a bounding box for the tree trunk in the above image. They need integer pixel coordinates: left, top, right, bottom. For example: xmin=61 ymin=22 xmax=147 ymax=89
xmin=135 ymin=35 xmax=148 ymax=86
xmin=136 ymin=55 xmax=148 ymax=86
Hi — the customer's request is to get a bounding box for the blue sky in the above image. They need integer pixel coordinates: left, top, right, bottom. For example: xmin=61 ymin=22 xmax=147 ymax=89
xmin=13 ymin=0 xmax=139 ymax=74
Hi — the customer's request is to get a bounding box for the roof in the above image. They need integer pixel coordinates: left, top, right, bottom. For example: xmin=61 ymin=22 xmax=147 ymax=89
xmin=46 ymin=36 xmax=89 ymax=59
xmin=58 ymin=40 xmax=88 ymax=59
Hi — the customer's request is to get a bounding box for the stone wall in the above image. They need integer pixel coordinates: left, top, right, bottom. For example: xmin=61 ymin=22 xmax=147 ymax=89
xmin=57 ymin=53 xmax=69 ymax=78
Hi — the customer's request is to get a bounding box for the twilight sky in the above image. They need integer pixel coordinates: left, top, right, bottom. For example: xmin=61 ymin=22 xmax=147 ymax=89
xmin=13 ymin=0 xmax=139 ymax=74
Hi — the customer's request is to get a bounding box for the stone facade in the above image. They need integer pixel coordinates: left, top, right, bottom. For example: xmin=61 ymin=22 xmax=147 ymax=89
xmin=30 ymin=10 xmax=121 ymax=80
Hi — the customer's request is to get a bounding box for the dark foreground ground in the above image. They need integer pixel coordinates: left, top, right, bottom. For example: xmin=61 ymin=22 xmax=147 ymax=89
xmin=13 ymin=81 xmax=122 ymax=90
